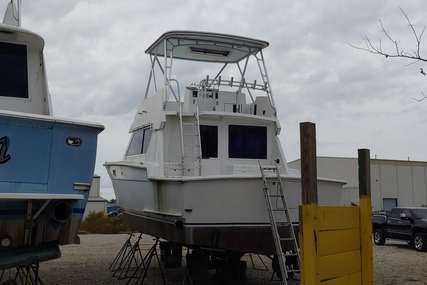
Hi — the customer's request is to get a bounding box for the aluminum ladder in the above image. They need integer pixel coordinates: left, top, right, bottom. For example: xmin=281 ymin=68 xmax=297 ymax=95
xmin=259 ymin=162 xmax=300 ymax=283
xmin=179 ymin=106 xmax=202 ymax=176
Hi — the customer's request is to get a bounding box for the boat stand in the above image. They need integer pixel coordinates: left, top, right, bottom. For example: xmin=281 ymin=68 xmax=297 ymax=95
xmin=248 ymin=254 xmax=269 ymax=271
xmin=126 ymin=238 xmax=166 ymax=285
xmin=110 ymin=231 xmax=144 ymax=279
xmin=177 ymin=268 xmax=193 ymax=285
xmin=0 ymin=259 xmax=43 ymax=285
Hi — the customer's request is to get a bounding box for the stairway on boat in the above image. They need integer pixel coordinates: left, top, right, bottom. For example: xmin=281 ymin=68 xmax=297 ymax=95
xmin=179 ymin=112 xmax=201 ymax=176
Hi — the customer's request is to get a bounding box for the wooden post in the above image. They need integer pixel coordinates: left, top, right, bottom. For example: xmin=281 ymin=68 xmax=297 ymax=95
xmin=299 ymin=122 xmax=319 ymax=284
xmin=358 ymin=149 xmax=374 ymax=285
xmin=300 ymin=122 xmax=318 ymax=204
xmin=358 ymin=149 xmax=371 ymax=198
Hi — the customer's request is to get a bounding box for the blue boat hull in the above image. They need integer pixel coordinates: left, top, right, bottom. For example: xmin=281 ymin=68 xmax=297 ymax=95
xmin=0 ymin=114 xmax=102 ymax=264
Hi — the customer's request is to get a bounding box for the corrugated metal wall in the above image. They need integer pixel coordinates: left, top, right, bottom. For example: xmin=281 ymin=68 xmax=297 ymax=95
xmin=289 ymin=157 xmax=427 ymax=211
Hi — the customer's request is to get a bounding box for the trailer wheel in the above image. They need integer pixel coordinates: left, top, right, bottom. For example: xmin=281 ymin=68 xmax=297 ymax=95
xmin=413 ymin=233 xmax=427 ymax=252
xmin=374 ymin=229 xmax=386 ymax=245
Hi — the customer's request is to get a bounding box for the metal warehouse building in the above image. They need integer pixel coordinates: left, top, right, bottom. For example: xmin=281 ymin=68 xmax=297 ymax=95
xmin=83 ymin=175 xmax=108 ymax=218
xmin=288 ymin=157 xmax=427 ymax=212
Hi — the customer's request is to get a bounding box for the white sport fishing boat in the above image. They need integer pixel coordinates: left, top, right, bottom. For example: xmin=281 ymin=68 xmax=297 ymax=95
xmin=105 ymin=31 xmax=343 ymax=259
xmin=0 ymin=0 xmax=103 ymax=271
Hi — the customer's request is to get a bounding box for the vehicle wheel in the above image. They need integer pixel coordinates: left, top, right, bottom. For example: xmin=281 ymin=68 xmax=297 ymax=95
xmin=373 ymin=229 xmax=386 ymax=245
xmin=413 ymin=233 xmax=427 ymax=252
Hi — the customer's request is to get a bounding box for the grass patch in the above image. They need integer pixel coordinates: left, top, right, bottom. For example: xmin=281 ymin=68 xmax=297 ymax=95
xmin=79 ymin=211 xmax=130 ymax=234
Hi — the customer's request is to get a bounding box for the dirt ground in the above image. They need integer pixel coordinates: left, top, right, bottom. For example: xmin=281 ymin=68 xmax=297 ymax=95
xmin=373 ymin=240 xmax=427 ymax=285
xmin=2 ymin=234 xmax=427 ymax=284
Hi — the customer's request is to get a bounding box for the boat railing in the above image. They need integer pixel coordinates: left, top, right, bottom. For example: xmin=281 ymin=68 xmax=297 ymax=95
xmin=164 ymin=76 xmax=274 ymax=109
xmin=164 ymin=78 xmax=181 ymax=107
xmin=199 ymin=75 xmax=269 ymax=100
xmin=194 ymin=75 xmax=276 ymax=116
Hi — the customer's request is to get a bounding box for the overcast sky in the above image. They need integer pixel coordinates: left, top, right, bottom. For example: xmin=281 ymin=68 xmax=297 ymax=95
xmin=12 ymin=1 xmax=427 ymax=200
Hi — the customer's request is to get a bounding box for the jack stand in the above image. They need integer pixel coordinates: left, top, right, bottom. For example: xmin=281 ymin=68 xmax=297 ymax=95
xmin=177 ymin=268 xmax=193 ymax=285
xmin=0 ymin=267 xmax=5 ymax=283
xmin=110 ymin=231 xmax=135 ymax=272
xmin=248 ymin=254 xmax=269 ymax=271
xmin=0 ymin=259 xmax=43 ymax=285
xmin=127 ymin=239 xmax=166 ymax=285
xmin=0 ymin=267 xmax=11 ymax=284
xmin=111 ymin=232 xmax=144 ymax=280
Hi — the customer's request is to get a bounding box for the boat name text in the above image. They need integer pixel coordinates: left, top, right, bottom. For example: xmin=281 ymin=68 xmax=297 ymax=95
xmin=0 ymin=136 xmax=11 ymax=164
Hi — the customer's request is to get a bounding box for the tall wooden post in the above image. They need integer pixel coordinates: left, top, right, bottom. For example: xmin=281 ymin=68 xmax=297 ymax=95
xmin=300 ymin=122 xmax=318 ymax=204
xmin=358 ymin=149 xmax=374 ymax=284
xmin=299 ymin=122 xmax=319 ymax=284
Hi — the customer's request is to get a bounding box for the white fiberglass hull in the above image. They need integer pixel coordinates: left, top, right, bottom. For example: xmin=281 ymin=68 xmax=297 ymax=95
xmin=106 ymin=162 xmax=343 ymax=255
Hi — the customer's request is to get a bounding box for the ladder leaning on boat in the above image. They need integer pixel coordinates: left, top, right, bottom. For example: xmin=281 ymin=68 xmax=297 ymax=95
xmin=259 ymin=161 xmax=300 ymax=283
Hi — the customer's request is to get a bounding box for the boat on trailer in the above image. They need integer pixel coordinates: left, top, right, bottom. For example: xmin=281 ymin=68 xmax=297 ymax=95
xmin=0 ymin=0 xmax=103 ymax=271
xmin=105 ymin=30 xmax=343 ymax=269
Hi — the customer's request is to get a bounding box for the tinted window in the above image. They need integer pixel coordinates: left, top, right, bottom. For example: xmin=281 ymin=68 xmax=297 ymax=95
xmin=390 ymin=209 xmax=402 ymax=218
xmin=402 ymin=209 xmax=413 ymax=218
xmin=0 ymin=42 xmax=28 ymax=98
xmin=228 ymin=125 xmax=267 ymax=159
xmin=126 ymin=128 xmax=152 ymax=156
xmin=142 ymin=129 xmax=152 ymax=154
xmin=413 ymin=209 xmax=427 ymax=219
xmin=200 ymin=125 xmax=218 ymax=158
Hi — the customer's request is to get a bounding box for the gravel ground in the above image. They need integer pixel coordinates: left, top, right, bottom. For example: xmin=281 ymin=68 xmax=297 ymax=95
xmin=2 ymin=234 xmax=427 ymax=284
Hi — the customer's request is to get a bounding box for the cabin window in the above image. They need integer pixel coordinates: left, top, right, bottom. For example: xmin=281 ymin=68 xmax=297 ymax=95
xmin=228 ymin=125 xmax=267 ymax=159
xmin=0 ymin=42 xmax=28 ymax=98
xmin=126 ymin=128 xmax=152 ymax=156
xmin=200 ymin=125 xmax=218 ymax=158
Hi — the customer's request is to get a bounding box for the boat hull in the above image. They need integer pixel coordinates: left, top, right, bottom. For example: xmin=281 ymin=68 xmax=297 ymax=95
xmin=106 ymin=162 xmax=343 ymax=255
xmin=123 ymin=210 xmax=296 ymax=255
xmin=0 ymin=113 xmax=102 ymax=265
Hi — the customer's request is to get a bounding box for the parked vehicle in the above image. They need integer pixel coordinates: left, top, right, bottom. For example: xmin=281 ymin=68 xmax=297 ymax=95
xmin=372 ymin=207 xmax=427 ymax=251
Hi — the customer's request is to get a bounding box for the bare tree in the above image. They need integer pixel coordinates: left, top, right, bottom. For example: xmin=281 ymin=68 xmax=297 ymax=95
xmin=349 ymin=8 xmax=427 ymax=101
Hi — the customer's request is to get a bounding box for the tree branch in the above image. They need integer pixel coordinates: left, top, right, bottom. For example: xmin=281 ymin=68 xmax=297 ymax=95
xmin=349 ymin=8 xmax=427 ymax=63
xmin=349 ymin=8 xmax=426 ymax=102
xmin=412 ymin=91 xmax=427 ymax=102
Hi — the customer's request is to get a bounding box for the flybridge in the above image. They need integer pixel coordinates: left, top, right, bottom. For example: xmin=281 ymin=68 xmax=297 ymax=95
xmin=143 ymin=30 xmax=277 ymax=117
xmin=0 ymin=0 xmax=50 ymax=115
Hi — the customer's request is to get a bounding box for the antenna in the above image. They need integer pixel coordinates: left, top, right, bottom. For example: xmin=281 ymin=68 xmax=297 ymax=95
xmin=3 ymin=0 xmax=21 ymax=27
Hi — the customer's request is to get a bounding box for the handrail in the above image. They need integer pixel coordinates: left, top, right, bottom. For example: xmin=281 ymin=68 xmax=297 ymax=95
xmin=200 ymin=77 xmax=268 ymax=94
xmin=178 ymin=104 xmax=185 ymax=176
xmin=195 ymin=105 xmax=202 ymax=175
xmin=165 ymin=79 xmax=180 ymax=107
